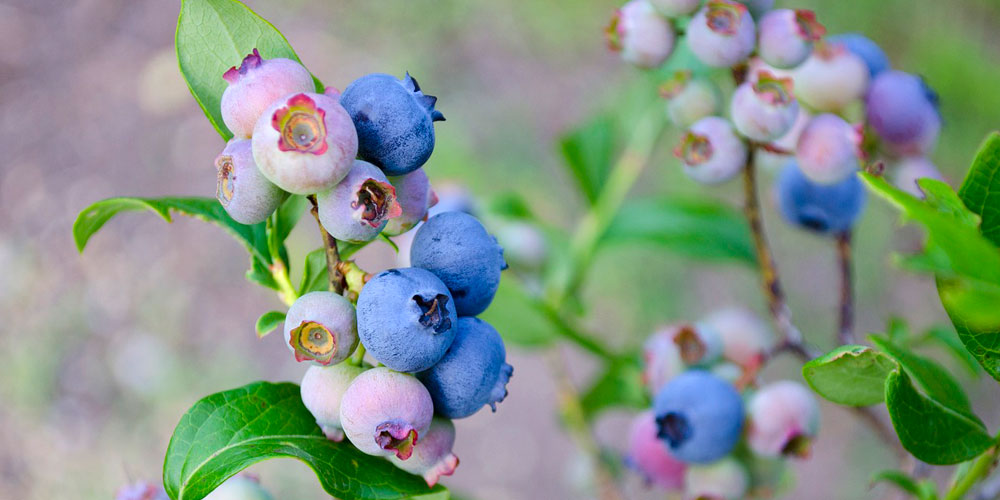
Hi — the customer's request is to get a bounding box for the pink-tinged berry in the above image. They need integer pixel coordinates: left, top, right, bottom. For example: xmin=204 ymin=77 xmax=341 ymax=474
xmin=649 ymin=0 xmax=701 ymax=17
xmin=755 ymin=106 xmax=811 ymax=172
xmin=675 ymin=117 xmax=748 ymax=184
xmin=701 ymin=307 xmax=773 ymax=370
xmin=283 ymin=291 xmax=358 ymax=366
xmin=892 ymin=157 xmax=946 ymax=199
xmin=625 ymin=410 xmax=686 ymax=490
xmin=390 ymin=418 xmax=460 ymax=487
xmin=251 ymin=92 xmax=358 ymax=194
xmin=316 ymin=160 xmax=402 ymax=243
xmin=643 ymin=323 xmax=722 ymax=393
xmin=730 ymin=71 xmax=799 ymax=142
xmin=339 ymin=367 xmax=434 ymax=459
xmin=214 ymin=139 xmax=285 ymax=225
xmin=757 ymin=9 xmax=824 ymax=69
xmin=795 ymin=113 xmax=861 ymax=184
xmin=792 ymin=42 xmax=869 ymax=112
xmin=383 ymin=169 xmax=436 ymax=236
xmin=205 ymin=475 xmax=273 ymax=500
xmin=866 ymin=71 xmax=941 ymax=157
xmin=606 ymin=0 xmax=677 ymax=69
xmin=661 ymin=71 xmax=722 ymax=128
xmin=220 ymin=49 xmax=314 ymax=139
xmin=747 ymin=380 xmax=820 ymax=458
xmin=115 ymin=481 xmax=168 ymax=500
xmin=683 ymin=458 xmax=749 ymax=500
xmin=301 ymin=363 xmax=367 ymax=441
xmin=687 ymin=0 xmax=756 ymax=68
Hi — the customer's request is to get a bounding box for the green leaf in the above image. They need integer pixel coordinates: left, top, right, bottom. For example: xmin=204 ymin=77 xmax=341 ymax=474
xmin=938 ymin=276 xmax=1000 ymax=381
xmin=579 ymin=360 xmax=649 ymax=420
xmin=255 ymin=311 xmax=285 ymax=338
xmin=884 ymin=369 xmax=993 ymax=465
xmin=958 ymin=132 xmax=1000 ymax=246
xmin=802 ymin=345 xmax=897 ymax=406
xmin=919 ymin=326 xmax=981 ymax=377
xmin=74 ymin=197 xmax=269 ymax=263
xmin=175 ymin=0 xmax=320 ymax=141
xmin=163 ymin=381 xmax=437 ymax=500
xmin=600 ymin=197 xmax=757 ymax=264
xmin=559 ymin=114 xmax=618 ymax=205
xmin=478 ymin=277 xmax=558 ymax=348
xmin=487 ymin=192 xmax=536 ymax=221
xmin=869 ymin=336 xmax=975 ymax=419
xmin=297 ymin=243 xmax=367 ymax=295
xmin=871 ymin=470 xmax=938 ymax=500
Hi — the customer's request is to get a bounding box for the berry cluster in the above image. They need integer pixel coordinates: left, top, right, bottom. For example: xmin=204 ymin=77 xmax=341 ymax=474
xmin=609 ymin=0 xmax=945 ymax=236
xmin=628 ymin=308 xmax=819 ymax=497
xmin=215 ymin=50 xmax=512 ymax=486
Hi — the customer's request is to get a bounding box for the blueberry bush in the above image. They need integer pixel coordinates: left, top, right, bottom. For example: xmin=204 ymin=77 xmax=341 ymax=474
xmin=72 ymin=0 xmax=1000 ymax=499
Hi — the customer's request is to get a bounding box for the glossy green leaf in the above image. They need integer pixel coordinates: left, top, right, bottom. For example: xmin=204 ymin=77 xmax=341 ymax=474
xmin=958 ymin=132 xmax=1000 ymax=246
xmin=559 ymin=114 xmax=618 ymax=205
xmin=871 ymin=470 xmax=938 ymax=500
xmin=884 ymin=369 xmax=993 ymax=465
xmin=255 ymin=311 xmax=285 ymax=338
xmin=869 ymin=336 xmax=975 ymax=419
xmin=479 ymin=277 xmax=558 ymax=348
xmin=175 ymin=0 xmax=320 ymax=140
xmin=802 ymin=345 xmax=896 ymax=406
xmin=580 ymin=360 xmax=649 ymax=420
xmin=919 ymin=326 xmax=981 ymax=377
xmin=601 ymin=197 xmax=756 ymax=264
xmin=163 ymin=382 xmax=438 ymax=500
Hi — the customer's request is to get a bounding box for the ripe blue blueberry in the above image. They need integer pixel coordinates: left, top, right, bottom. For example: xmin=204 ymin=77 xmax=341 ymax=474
xmin=410 ymin=211 xmax=506 ymax=317
xmin=730 ymin=71 xmax=799 ymax=142
xmin=827 ymin=33 xmax=890 ymax=78
xmin=776 ymin=161 xmax=866 ymax=235
xmin=866 ymin=70 xmax=941 ymax=156
xmin=653 ymin=370 xmax=744 ymax=464
xmin=283 ymin=291 xmax=359 ymax=365
xmin=687 ymin=0 xmax=756 ymax=68
xmin=316 ymin=160 xmax=402 ymax=243
xmin=660 ymin=71 xmax=721 ymax=129
xmin=675 ymin=116 xmax=748 ymax=184
xmin=757 ymin=9 xmax=824 ymax=69
xmin=417 ymin=317 xmax=513 ymax=419
xmin=214 ymin=139 xmax=285 ymax=225
xmin=339 ymin=73 xmax=444 ymax=176
xmin=606 ymin=0 xmax=677 ymax=69
xmin=357 ymin=267 xmax=458 ymax=373
xmin=792 ymin=43 xmax=869 ymax=112
xmin=795 ymin=113 xmax=861 ymax=184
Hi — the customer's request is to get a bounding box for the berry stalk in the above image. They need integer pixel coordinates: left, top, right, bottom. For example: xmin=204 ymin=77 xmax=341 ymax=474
xmin=308 ymin=194 xmax=347 ymax=294
xmin=836 ymin=231 xmax=855 ymax=345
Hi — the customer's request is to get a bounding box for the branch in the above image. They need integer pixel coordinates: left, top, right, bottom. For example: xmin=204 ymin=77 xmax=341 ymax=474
xmin=307 ymin=195 xmax=345 ymax=294
xmin=836 ymin=231 xmax=855 ymax=345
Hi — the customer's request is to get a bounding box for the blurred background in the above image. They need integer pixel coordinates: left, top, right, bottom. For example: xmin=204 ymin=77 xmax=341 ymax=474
xmin=1 ymin=0 xmax=999 ymax=498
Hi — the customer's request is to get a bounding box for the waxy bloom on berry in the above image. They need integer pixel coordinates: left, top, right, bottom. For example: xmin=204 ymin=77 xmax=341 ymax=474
xmin=317 ymin=160 xmax=402 ymax=243
xmin=661 ymin=71 xmax=722 ymax=128
xmin=340 ymin=367 xmax=434 ymax=460
xmin=654 ymin=370 xmax=744 ymax=464
xmin=214 ymin=139 xmax=284 ymax=225
xmin=676 ymin=116 xmax=748 ymax=184
xmin=301 ymin=362 xmax=367 ymax=441
xmin=220 ymin=49 xmax=314 ymax=138
xmin=687 ymin=0 xmax=756 ymax=68
xmin=283 ymin=291 xmax=358 ymax=366
xmin=795 ymin=113 xmax=861 ymax=184
xmin=731 ymin=71 xmax=800 ymax=142
xmin=793 ymin=42 xmax=869 ymax=112
xmin=866 ymin=71 xmax=941 ymax=157
xmin=383 ymin=168 xmax=436 ymax=236
xmin=390 ymin=417 xmax=460 ymax=487
xmin=607 ymin=0 xmax=677 ymax=69
xmin=747 ymin=380 xmax=820 ymax=458
xmin=757 ymin=9 xmax=824 ymax=69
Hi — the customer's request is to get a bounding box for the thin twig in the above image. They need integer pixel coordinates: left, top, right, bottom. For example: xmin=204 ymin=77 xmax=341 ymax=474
xmin=307 ymin=195 xmax=345 ymax=294
xmin=836 ymin=231 xmax=856 ymax=345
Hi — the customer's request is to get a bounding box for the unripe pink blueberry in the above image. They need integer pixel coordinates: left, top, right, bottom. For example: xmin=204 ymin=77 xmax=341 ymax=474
xmin=251 ymin=92 xmax=358 ymax=194
xmin=792 ymin=42 xmax=869 ymax=112
xmin=283 ymin=291 xmax=358 ymax=366
xmin=389 ymin=417 xmax=460 ymax=487
xmin=383 ymin=168 xmax=436 ymax=236
xmin=687 ymin=0 xmax=756 ymax=68
xmin=675 ymin=116 xmax=748 ymax=184
xmin=316 ymin=160 xmax=402 ymax=243
xmin=625 ymin=410 xmax=686 ymax=490
xmin=643 ymin=323 xmax=722 ymax=393
xmin=795 ymin=113 xmax=861 ymax=184
xmin=220 ymin=49 xmax=315 ymax=139
xmin=214 ymin=139 xmax=285 ymax=225
xmin=892 ymin=157 xmax=946 ymax=199
xmin=607 ymin=0 xmax=677 ymax=69
xmin=866 ymin=71 xmax=941 ymax=157
xmin=730 ymin=72 xmax=799 ymax=142
xmin=660 ymin=71 xmax=722 ymax=128
xmin=757 ymin=9 xmax=824 ymax=69
xmin=701 ymin=307 xmax=773 ymax=369
xmin=205 ymin=475 xmax=273 ymax=500
xmin=747 ymin=380 xmax=819 ymax=458
xmin=339 ymin=367 xmax=434 ymax=460
xmin=300 ymin=362 xmax=367 ymax=441
xmin=683 ymin=458 xmax=749 ymax=500
xmin=648 ymin=0 xmax=701 ymax=17
xmin=755 ymin=106 xmax=811 ymax=172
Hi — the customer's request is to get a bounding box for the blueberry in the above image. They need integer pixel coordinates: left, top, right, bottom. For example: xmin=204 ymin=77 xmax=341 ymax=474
xmin=624 ymin=410 xmax=686 ymax=490
xmin=410 ymin=212 xmax=506 ymax=316
xmin=389 ymin=417 xmax=460 ymax=487
xmin=827 ymin=33 xmax=890 ymax=78
xmin=251 ymin=92 xmax=358 ymax=194
xmin=214 ymin=139 xmax=285 ymax=225
xmin=339 ymin=367 xmax=434 ymax=459
xmin=866 ymin=71 xmax=941 ymax=156
xmin=316 ymin=160 xmax=402 ymax=243
xmin=660 ymin=71 xmax=722 ymax=129
xmin=339 ymin=73 xmax=444 ymax=176
xmin=675 ymin=116 xmax=748 ymax=185
xmin=757 ymin=9 xmax=824 ymax=69
xmin=643 ymin=325 xmax=685 ymax=395
xmin=607 ymin=0 xmax=677 ymax=69
xmin=795 ymin=113 xmax=861 ymax=184
xmin=776 ymin=160 xmax=866 ymax=235
xmin=357 ymin=268 xmax=458 ymax=373
xmin=653 ymin=370 xmax=744 ymax=464
xmin=417 ymin=317 xmax=513 ymax=419
xmin=701 ymin=307 xmax=773 ymax=369
xmin=220 ymin=49 xmax=314 ymax=139
xmin=300 ymin=362 xmax=367 ymax=441
xmin=730 ymin=71 xmax=800 ymax=142
xmin=792 ymin=43 xmax=869 ymax=112
xmin=383 ymin=168 xmax=436 ymax=237
xmin=747 ymin=381 xmax=819 ymax=458
xmin=687 ymin=1 xmax=756 ymax=68
xmin=283 ymin=291 xmax=358 ymax=366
